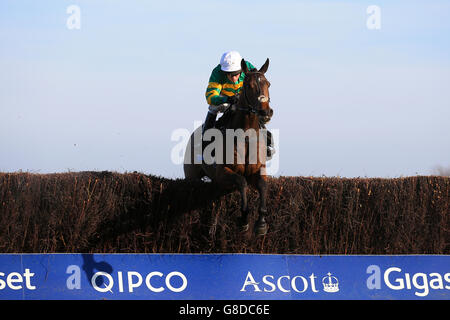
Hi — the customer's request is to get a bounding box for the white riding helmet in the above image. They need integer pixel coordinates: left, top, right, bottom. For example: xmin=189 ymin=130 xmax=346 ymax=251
xmin=220 ymin=51 xmax=242 ymax=73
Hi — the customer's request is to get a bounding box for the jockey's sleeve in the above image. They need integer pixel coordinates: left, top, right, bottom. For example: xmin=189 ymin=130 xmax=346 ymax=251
xmin=205 ymin=64 xmax=227 ymax=105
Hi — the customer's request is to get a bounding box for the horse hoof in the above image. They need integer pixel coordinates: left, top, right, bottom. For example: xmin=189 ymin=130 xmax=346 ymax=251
xmin=254 ymin=223 xmax=268 ymax=236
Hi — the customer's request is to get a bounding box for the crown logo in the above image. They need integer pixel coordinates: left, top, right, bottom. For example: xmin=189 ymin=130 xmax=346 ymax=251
xmin=322 ymin=272 xmax=339 ymax=293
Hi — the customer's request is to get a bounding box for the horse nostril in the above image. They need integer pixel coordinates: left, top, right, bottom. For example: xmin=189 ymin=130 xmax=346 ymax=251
xmin=269 ymin=108 xmax=273 ymax=117
xmin=261 ymin=109 xmax=270 ymax=117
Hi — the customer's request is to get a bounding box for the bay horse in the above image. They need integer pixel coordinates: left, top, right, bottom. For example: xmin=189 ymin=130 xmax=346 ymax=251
xmin=184 ymin=58 xmax=273 ymax=236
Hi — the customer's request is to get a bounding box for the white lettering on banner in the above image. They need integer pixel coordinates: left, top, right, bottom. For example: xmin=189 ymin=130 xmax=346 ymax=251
xmin=146 ymin=271 xmax=164 ymax=292
xmin=0 ymin=269 xmax=36 ymax=290
xmin=240 ymin=271 xmax=261 ymax=292
xmin=90 ymin=270 xmax=188 ymax=293
xmin=92 ymin=272 xmax=114 ymax=293
xmin=127 ymin=271 xmax=143 ymax=293
xmin=366 ymin=265 xmax=450 ymax=297
xmin=240 ymin=271 xmax=324 ymax=294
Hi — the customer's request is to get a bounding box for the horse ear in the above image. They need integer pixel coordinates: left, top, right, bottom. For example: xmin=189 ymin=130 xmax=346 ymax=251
xmin=259 ymin=58 xmax=269 ymax=74
xmin=241 ymin=59 xmax=249 ymax=74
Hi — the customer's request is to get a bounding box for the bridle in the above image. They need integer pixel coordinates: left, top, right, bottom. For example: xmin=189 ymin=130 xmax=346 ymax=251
xmin=237 ymin=71 xmax=271 ymax=116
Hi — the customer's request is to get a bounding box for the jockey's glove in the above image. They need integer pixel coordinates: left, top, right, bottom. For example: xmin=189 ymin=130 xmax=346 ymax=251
xmin=227 ymin=95 xmax=238 ymax=105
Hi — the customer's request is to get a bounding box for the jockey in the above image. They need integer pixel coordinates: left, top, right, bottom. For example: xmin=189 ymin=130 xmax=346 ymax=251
xmin=203 ymin=50 xmax=275 ymax=158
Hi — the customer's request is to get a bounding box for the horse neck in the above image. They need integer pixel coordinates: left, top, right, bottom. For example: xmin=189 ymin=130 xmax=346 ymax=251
xmin=230 ymin=109 xmax=259 ymax=131
xmin=233 ymin=86 xmax=260 ymax=130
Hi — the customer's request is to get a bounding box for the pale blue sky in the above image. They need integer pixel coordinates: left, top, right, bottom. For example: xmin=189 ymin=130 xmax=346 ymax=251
xmin=1 ymin=0 xmax=449 ymax=178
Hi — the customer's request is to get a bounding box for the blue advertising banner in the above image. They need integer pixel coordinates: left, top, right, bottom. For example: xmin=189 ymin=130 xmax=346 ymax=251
xmin=0 ymin=254 xmax=448 ymax=300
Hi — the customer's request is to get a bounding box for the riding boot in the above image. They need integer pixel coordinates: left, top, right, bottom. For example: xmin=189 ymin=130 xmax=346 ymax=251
xmin=202 ymin=111 xmax=217 ymax=153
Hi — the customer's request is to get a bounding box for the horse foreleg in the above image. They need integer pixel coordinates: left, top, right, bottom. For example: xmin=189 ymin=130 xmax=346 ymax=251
xmin=237 ymin=176 xmax=250 ymax=232
xmin=251 ymin=173 xmax=268 ymax=236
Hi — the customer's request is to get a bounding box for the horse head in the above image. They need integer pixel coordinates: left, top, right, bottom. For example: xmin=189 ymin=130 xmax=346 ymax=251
xmin=239 ymin=58 xmax=273 ymax=121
